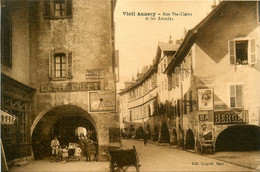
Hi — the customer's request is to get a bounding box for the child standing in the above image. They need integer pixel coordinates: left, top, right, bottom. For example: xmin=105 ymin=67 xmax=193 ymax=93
xmin=58 ymin=146 xmax=63 ymax=161
xmin=74 ymin=146 xmax=82 ymax=162
xmin=62 ymin=146 xmax=69 ymax=164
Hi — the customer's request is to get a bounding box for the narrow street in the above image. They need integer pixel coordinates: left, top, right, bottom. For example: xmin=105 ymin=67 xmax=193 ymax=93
xmin=122 ymin=139 xmax=255 ymax=172
xmin=9 ymin=139 xmax=257 ymax=172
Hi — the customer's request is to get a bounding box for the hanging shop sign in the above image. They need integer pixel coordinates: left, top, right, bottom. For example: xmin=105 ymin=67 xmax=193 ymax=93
xmin=86 ymin=69 xmax=103 ymax=79
xmin=40 ymin=82 xmax=101 ymax=93
xmin=198 ymin=88 xmax=214 ymax=111
xmin=89 ymin=91 xmax=116 ymax=112
xmin=214 ymin=110 xmax=249 ymax=125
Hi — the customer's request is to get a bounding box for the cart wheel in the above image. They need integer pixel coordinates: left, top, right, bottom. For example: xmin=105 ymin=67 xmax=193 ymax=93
xmin=110 ymin=162 xmax=115 ymax=172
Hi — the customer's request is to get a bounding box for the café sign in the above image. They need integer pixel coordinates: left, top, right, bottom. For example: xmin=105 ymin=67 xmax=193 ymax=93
xmin=89 ymin=91 xmax=116 ymax=112
xmin=214 ymin=110 xmax=248 ymax=125
xmin=40 ymin=82 xmax=101 ymax=93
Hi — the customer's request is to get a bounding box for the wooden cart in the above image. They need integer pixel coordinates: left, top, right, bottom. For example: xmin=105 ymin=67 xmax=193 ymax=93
xmin=199 ymin=132 xmax=215 ymax=154
xmin=109 ymin=146 xmax=141 ymax=172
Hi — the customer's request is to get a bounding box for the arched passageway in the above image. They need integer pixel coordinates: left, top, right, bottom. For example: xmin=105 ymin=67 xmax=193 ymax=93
xmin=152 ymin=126 xmax=159 ymax=141
xmin=172 ymin=129 xmax=178 ymax=145
xmin=135 ymin=127 xmax=144 ymax=139
xmin=146 ymin=124 xmax=151 ymax=140
xmin=32 ymin=105 xmax=97 ymax=159
xmin=159 ymin=123 xmax=170 ymax=143
xmin=127 ymin=125 xmax=135 ymax=138
xmin=185 ymin=129 xmax=195 ymax=150
xmin=216 ymin=125 xmax=260 ymax=151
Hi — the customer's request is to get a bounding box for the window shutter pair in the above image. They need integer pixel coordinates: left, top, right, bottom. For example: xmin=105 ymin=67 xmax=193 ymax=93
xmin=228 ymin=39 xmax=257 ymax=65
xmin=48 ymin=52 xmax=73 ymax=79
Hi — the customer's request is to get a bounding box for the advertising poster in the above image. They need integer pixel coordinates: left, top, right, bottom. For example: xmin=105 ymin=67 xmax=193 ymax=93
xmin=198 ymin=88 xmax=214 ymax=111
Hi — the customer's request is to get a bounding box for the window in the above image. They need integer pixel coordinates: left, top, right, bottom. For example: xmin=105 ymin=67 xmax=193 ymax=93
xmin=54 ymin=53 xmax=66 ymax=78
xmin=189 ymin=91 xmax=193 ymax=112
xmin=184 ymin=94 xmax=187 ymax=114
xmin=174 ymin=67 xmax=180 ymax=88
xmin=49 ymin=50 xmax=73 ymax=79
xmin=165 ymin=78 xmax=167 ymax=90
xmin=168 ymin=75 xmax=172 ymax=91
xmin=1 ymin=3 xmax=12 ymax=67
xmin=229 ymin=39 xmax=257 ymax=65
xmin=44 ymin=0 xmax=72 ymax=19
xmin=164 ymin=58 xmax=167 ymax=70
xmin=229 ymin=85 xmax=243 ymax=108
xmin=54 ymin=0 xmax=65 ymax=17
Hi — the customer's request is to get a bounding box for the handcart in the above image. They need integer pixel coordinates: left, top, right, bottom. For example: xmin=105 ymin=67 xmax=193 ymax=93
xmin=198 ymin=132 xmax=215 ymax=154
xmin=109 ymin=145 xmax=141 ymax=172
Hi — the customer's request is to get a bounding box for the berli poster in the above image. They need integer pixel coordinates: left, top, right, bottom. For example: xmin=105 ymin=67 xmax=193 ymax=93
xmin=1 ymin=0 xmax=259 ymax=172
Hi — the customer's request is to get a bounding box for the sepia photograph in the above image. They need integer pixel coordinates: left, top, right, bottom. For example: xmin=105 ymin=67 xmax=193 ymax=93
xmin=1 ymin=0 xmax=260 ymax=171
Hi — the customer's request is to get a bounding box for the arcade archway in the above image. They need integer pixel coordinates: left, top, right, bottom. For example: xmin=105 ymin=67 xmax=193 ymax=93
xmin=215 ymin=125 xmax=260 ymax=151
xmin=146 ymin=124 xmax=151 ymax=140
xmin=185 ymin=129 xmax=195 ymax=150
xmin=172 ymin=129 xmax=177 ymax=145
xmin=135 ymin=127 xmax=144 ymax=139
xmin=159 ymin=123 xmax=170 ymax=143
xmin=32 ymin=105 xmax=97 ymax=159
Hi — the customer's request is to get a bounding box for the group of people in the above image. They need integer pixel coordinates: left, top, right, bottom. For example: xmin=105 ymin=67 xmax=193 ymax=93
xmin=50 ymin=135 xmax=96 ymax=163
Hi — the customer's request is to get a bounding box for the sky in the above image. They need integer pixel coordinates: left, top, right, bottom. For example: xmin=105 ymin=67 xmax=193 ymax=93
xmin=115 ymin=0 xmax=215 ymax=90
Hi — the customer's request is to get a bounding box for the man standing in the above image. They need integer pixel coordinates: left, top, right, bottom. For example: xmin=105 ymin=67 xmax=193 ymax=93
xmin=50 ymin=136 xmax=60 ymax=162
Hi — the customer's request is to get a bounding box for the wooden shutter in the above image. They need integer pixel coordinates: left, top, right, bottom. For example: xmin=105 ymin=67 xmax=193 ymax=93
xmin=236 ymin=85 xmax=243 ymax=108
xmin=249 ymin=39 xmax=257 ymax=64
xmin=1 ymin=6 xmax=12 ymax=67
xmin=229 ymin=40 xmax=235 ymax=65
xmin=49 ymin=52 xmax=53 ymax=78
xmin=66 ymin=0 xmax=72 ymax=17
xmin=44 ymin=0 xmax=51 ymax=18
xmin=67 ymin=52 xmax=73 ymax=78
xmin=175 ymin=74 xmax=179 ymax=87
xmin=172 ymin=73 xmax=175 ymax=89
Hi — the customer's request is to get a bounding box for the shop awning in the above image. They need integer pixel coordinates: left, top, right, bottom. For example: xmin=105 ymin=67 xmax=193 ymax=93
xmin=1 ymin=110 xmax=17 ymax=125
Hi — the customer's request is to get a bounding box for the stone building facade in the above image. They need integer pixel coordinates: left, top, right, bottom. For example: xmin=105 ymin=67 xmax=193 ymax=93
xmin=118 ymin=1 xmax=260 ymax=153
xmin=1 ymin=0 xmax=119 ymax=165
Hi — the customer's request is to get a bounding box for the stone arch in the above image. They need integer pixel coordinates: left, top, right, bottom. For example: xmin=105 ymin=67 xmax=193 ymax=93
xmin=146 ymin=124 xmax=151 ymax=140
xmin=152 ymin=125 xmax=159 ymax=141
xmin=31 ymin=105 xmax=97 ymax=159
xmin=172 ymin=128 xmax=178 ymax=145
xmin=185 ymin=129 xmax=195 ymax=150
xmin=31 ymin=105 xmax=96 ymax=136
xmin=159 ymin=123 xmax=170 ymax=143
xmin=215 ymin=125 xmax=260 ymax=151
xmin=135 ymin=126 xmax=144 ymax=139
